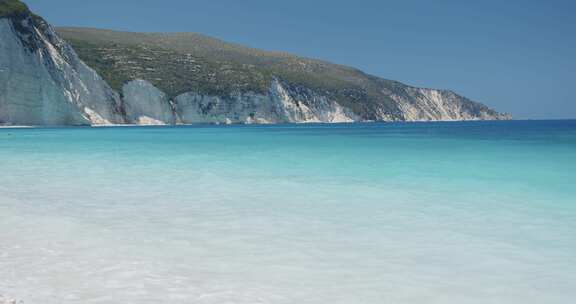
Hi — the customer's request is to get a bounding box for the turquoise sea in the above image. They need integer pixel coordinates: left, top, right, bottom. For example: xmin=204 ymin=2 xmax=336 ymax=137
xmin=1 ymin=120 xmax=575 ymax=303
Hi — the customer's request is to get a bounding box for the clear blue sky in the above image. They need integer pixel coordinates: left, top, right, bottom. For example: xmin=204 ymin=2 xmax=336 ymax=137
xmin=25 ymin=0 xmax=575 ymax=119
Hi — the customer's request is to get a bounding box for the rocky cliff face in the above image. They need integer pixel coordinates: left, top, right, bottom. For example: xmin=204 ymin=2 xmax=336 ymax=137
xmin=117 ymin=78 xmax=510 ymax=125
xmin=0 ymin=1 xmax=511 ymax=126
xmin=389 ymin=87 xmax=510 ymax=121
xmin=0 ymin=4 xmax=124 ymax=126
xmin=119 ymin=79 xmax=358 ymax=125
xmin=173 ymin=79 xmax=358 ymax=124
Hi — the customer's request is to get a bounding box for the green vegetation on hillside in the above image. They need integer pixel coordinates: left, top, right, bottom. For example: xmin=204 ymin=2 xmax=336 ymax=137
xmin=56 ymin=27 xmax=504 ymax=120
xmin=0 ymin=0 xmax=29 ymax=17
xmin=67 ymin=38 xmax=272 ymax=97
xmin=58 ymin=27 xmax=405 ymax=118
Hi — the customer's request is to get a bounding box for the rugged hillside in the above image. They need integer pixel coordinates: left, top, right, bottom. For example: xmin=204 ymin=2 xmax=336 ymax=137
xmin=0 ymin=0 xmax=510 ymax=126
xmin=59 ymin=27 xmax=511 ymax=123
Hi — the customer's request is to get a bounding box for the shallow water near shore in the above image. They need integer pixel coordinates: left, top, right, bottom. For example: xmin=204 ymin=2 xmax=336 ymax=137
xmin=1 ymin=121 xmax=575 ymax=303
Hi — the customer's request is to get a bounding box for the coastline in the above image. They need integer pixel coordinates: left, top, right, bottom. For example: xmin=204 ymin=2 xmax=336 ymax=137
xmin=0 ymin=118 xmax=530 ymax=129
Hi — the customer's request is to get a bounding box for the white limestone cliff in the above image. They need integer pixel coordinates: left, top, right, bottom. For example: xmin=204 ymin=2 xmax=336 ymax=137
xmin=122 ymin=79 xmax=175 ymax=125
xmin=386 ymin=86 xmax=511 ymax=121
xmin=173 ymin=79 xmax=358 ymax=124
xmin=0 ymin=16 xmax=123 ymax=126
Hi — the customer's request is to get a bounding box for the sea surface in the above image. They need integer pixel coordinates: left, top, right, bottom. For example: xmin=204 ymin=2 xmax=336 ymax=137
xmin=1 ymin=120 xmax=575 ymax=304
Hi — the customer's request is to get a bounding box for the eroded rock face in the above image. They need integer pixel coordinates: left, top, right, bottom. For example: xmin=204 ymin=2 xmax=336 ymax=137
xmin=0 ymin=15 xmax=123 ymax=126
xmin=268 ymin=80 xmax=358 ymax=123
xmin=389 ymin=87 xmax=512 ymax=121
xmin=122 ymin=80 xmax=175 ymax=125
xmin=174 ymin=80 xmax=358 ymax=124
xmin=175 ymin=91 xmax=275 ymax=124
